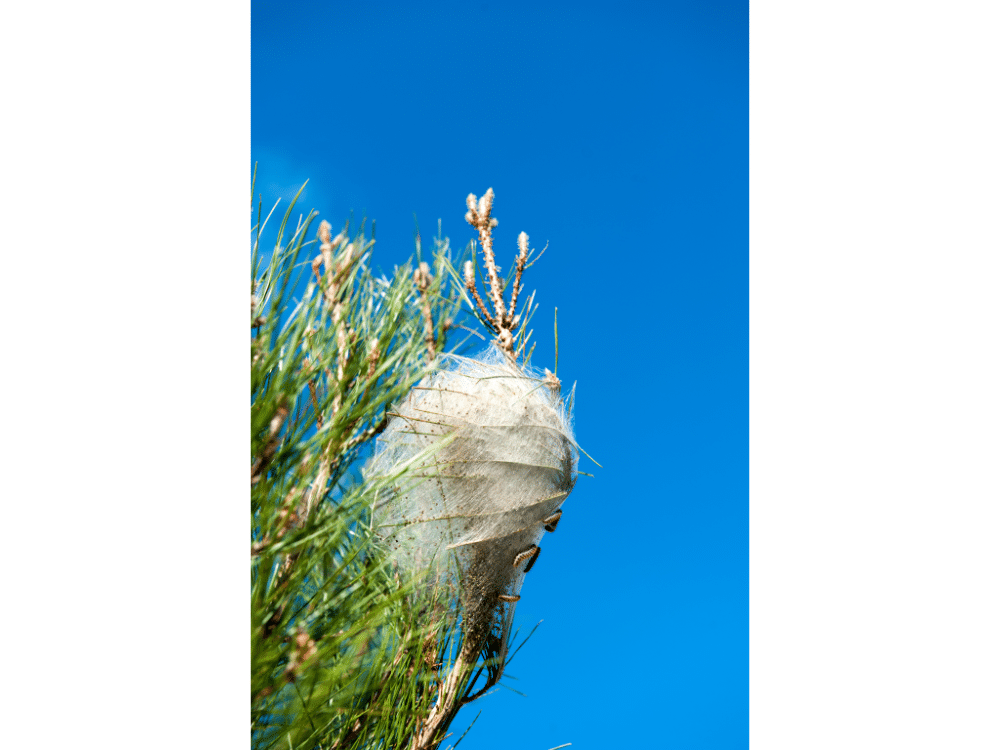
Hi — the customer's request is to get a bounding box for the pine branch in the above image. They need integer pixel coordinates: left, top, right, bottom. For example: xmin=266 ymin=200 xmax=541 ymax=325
xmin=463 ymin=188 xmax=548 ymax=373
xmin=252 ymin=176 xmax=582 ymax=750
xmin=251 ymin=175 xmax=467 ymax=750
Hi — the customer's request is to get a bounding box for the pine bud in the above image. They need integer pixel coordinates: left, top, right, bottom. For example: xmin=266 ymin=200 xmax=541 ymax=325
xmin=317 ymin=220 xmax=332 ymax=244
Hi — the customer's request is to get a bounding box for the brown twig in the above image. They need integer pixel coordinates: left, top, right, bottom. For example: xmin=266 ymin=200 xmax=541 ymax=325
xmin=313 ymin=220 xmax=356 ymax=422
xmin=303 ymin=353 xmax=324 ymax=430
xmin=330 ymin=718 xmax=365 ymax=749
xmin=251 ymin=402 xmax=289 ymax=485
xmin=464 ymin=190 xmax=506 ymax=323
xmin=463 ymin=189 xmax=542 ymax=360
xmin=507 ymin=231 xmax=529 ymax=329
xmin=414 ymin=262 xmax=437 ymax=360
xmin=410 ymin=639 xmax=479 ymax=750
xmin=463 ymin=261 xmax=498 ymax=332
xmin=340 ymin=414 xmax=389 ymax=456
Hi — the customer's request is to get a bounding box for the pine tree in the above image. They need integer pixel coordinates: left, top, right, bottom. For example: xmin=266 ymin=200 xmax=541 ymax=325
xmin=251 ymin=172 xmax=579 ymax=750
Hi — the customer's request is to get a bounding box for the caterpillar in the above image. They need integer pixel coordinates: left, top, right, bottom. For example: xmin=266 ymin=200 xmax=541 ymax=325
xmin=513 ymin=545 xmax=541 ymax=573
xmin=543 ymin=509 xmax=563 ymax=533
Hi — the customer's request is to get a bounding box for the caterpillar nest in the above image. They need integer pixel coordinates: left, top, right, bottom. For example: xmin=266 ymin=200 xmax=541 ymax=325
xmin=368 ymin=345 xmax=578 ymax=654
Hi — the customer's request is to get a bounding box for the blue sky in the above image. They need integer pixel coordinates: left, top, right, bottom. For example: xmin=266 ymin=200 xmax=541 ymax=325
xmin=253 ymin=1 xmax=747 ymax=747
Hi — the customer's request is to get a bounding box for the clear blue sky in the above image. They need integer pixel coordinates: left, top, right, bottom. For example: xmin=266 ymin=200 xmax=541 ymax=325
xmin=252 ymin=1 xmax=747 ymax=747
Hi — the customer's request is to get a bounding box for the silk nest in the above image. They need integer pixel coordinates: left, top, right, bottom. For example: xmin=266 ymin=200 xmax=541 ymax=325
xmin=368 ymin=345 xmax=578 ymax=650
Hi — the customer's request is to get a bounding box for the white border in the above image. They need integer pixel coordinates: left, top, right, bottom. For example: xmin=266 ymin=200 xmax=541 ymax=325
xmin=2 ymin=2 xmax=246 ymax=748
xmin=752 ymin=1 xmax=1000 ymax=747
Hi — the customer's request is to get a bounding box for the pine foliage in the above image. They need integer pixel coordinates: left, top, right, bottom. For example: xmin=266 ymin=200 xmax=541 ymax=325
xmin=251 ymin=175 xmax=573 ymax=750
xmin=251 ymin=171 xmax=463 ymax=749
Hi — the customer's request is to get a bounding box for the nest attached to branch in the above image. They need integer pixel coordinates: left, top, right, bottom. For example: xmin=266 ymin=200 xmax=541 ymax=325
xmin=369 ymin=345 xmax=577 ymax=660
